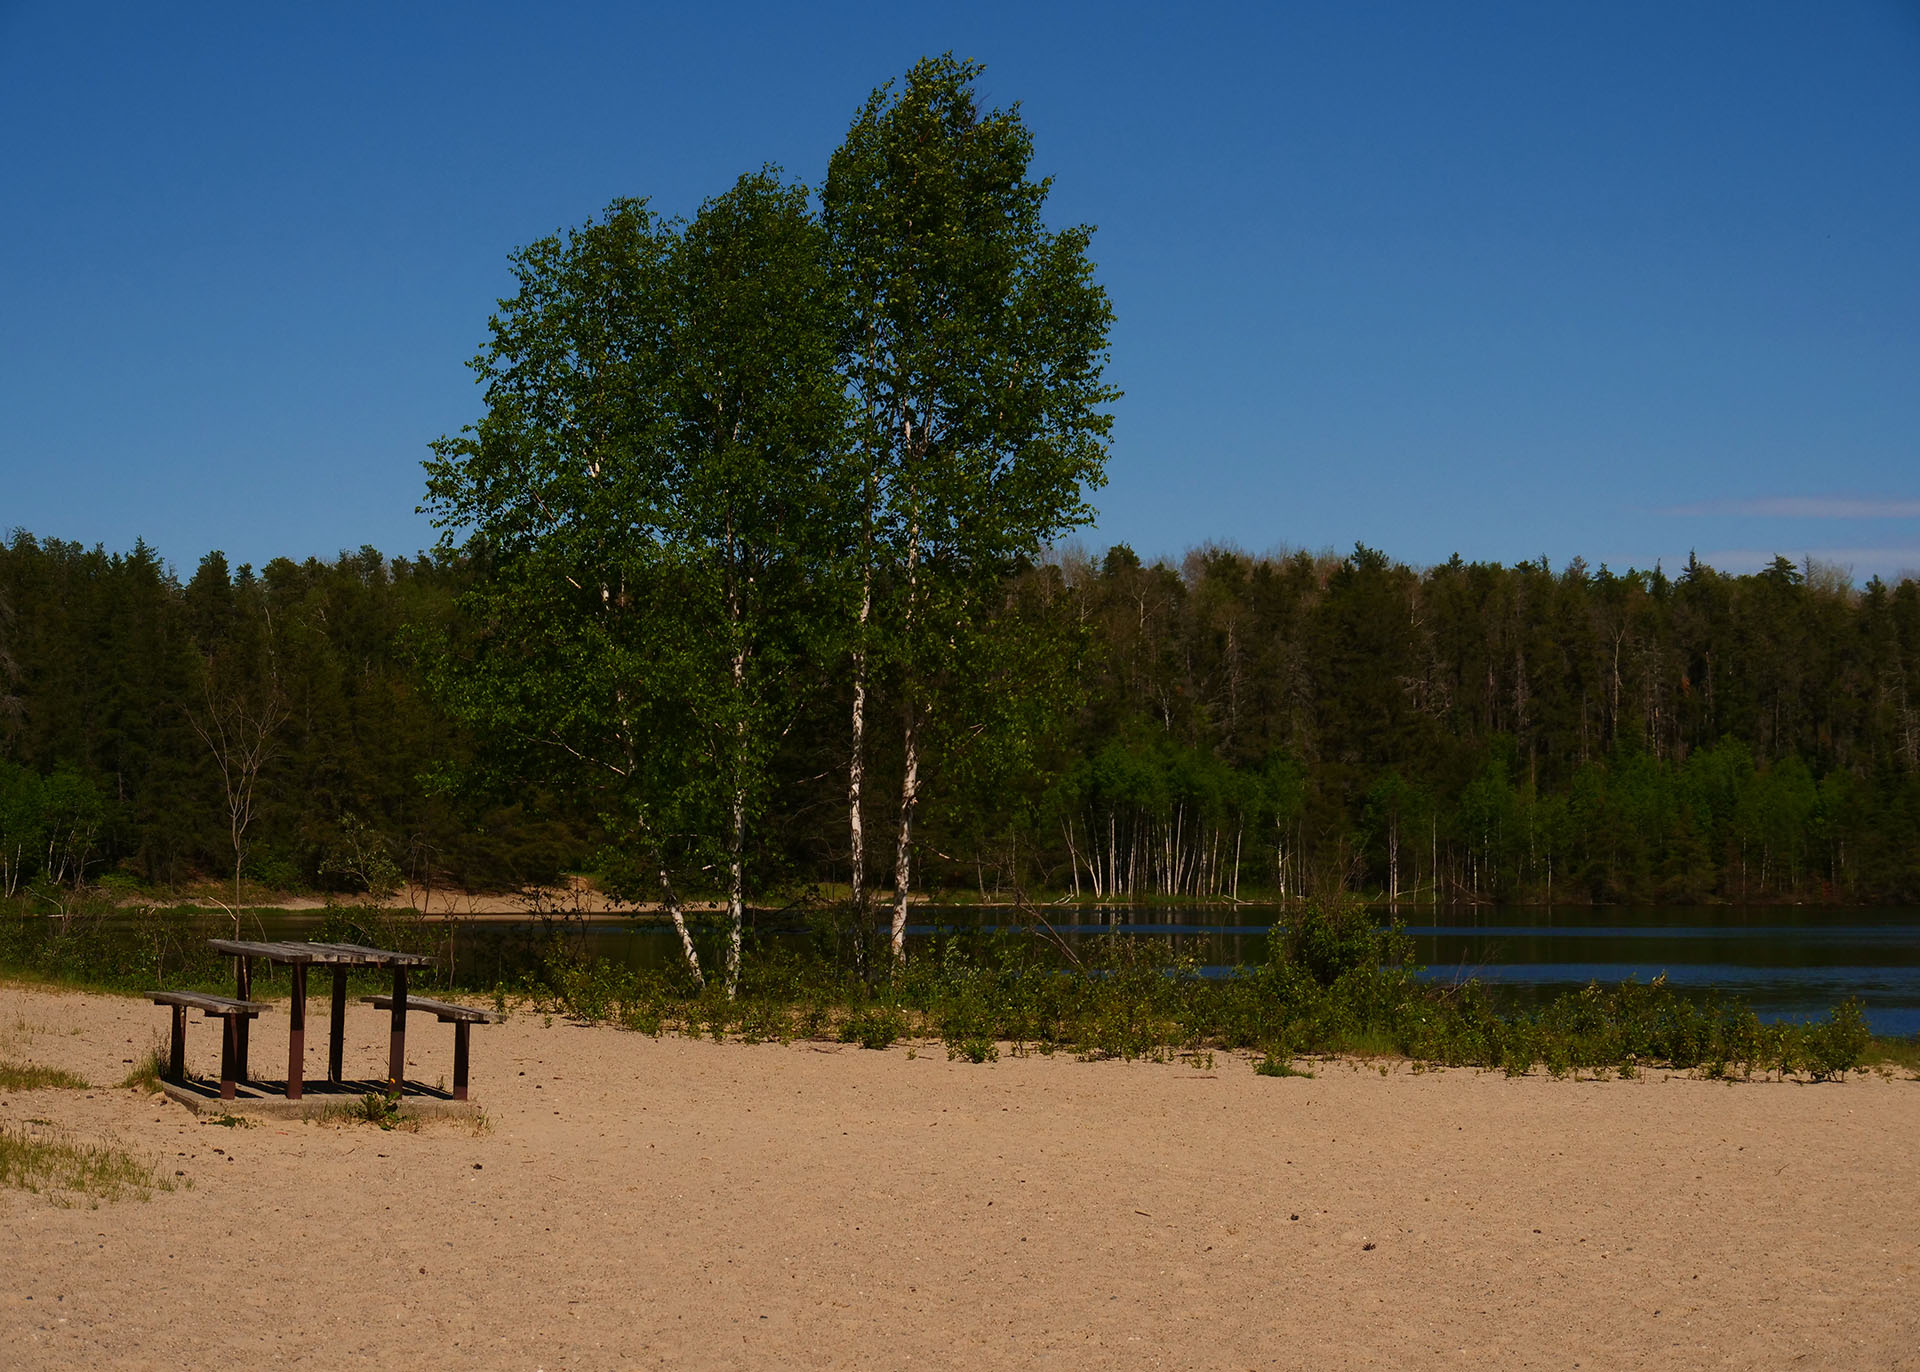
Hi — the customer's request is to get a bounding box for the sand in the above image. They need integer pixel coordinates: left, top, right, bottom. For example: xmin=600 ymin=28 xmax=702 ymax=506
xmin=2 ymin=983 xmax=1916 ymax=1371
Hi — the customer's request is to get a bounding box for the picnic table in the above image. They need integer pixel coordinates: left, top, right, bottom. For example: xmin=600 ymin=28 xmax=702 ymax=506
xmin=207 ymin=939 xmax=435 ymax=1099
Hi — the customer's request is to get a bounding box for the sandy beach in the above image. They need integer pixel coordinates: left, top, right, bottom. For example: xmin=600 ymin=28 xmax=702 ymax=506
xmin=2 ymin=982 xmax=1916 ymax=1370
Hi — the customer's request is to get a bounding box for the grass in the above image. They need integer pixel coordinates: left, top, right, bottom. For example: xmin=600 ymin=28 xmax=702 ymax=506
xmin=0 ymin=1059 xmax=90 ymax=1090
xmin=0 ymin=1121 xmax=173 ymax=1205
xmin=1865 ymin=1035 xmax=1920 ymax=1077
xmin=120 ymin=1040 xmax=169 ymax=1092
xmin=318 ymin=1093 xmax=420 ymax=1132
xmin=1254 ymin=1052 xmax=1313 ymax=1078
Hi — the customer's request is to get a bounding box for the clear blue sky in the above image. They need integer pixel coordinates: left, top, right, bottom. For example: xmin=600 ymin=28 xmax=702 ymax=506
xmin=3 ymin=2 xmax=1917 ymax=580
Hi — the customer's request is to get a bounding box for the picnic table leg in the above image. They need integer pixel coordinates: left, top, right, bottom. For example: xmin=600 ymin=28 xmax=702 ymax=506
xmin=387 ymin=965 xmax=408 ymax=1095
xmin=329 ymin=967 xmax=347 ymax=1083
xmin=234 ymin=955 xmax=252 ymax=1082
xmin=219 ymin=1014 xmax=240 ymax=1101
xmin=168 ymin=1004 xmax=186 ymax=1084
xmin=286 ymin=963 xmax=307 ymax=1100
xmin=452 ymin=1020 xmax=470 ymax=1101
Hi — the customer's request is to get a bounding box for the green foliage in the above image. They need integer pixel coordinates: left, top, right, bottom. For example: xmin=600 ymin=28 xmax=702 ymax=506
xmin=350 ymin=1093 xmax=409 ymax=1130
xmin=500 ymin=894 xmax=1875 ymax=1081
xmin=0 ymin=896 xmax=230 ymax=992
xmin=1803 ymin=998 xmax=1871 ymax=1082
xmin=1254 ymin=1053 xmax=1311 ymax=1078
xmin=839 ymin=1005 xmax=907 ymax=1051
xmin=823 ymin=54 xmax=1118 ymax=945
xmin=318 ymin=813 xmax=402 ymax=900
xmin=0 ymin=764 xmax=104 ymax=894
xmin=422 ymin=174 xmax=857 ymax=993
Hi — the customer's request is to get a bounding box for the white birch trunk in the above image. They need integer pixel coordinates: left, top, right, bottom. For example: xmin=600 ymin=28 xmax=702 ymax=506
xmin=658 ymin=867 xmax=704 ymax=991
xmin=848 ymin=564 xmax=871 ymax=912
xmin=726 ymin=638 xmax=747 ymax=997
xmin=887 ymin=469 xmax=926 ymax=962
xmin=891 ymin=708 xmax=918 ymax=962
xmin=727 ymin=780 xmax=745 ymax=997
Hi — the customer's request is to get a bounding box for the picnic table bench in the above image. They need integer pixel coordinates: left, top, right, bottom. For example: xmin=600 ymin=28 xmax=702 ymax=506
xmin=147 ymin=991 xmax=272 ymax=1100
xmin=361 ymin=994 xmax=502 ymax=1100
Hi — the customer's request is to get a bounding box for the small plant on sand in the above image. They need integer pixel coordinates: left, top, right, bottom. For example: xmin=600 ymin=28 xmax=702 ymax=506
xmin=839 ymin=1004 xmax=907 ymax=1051
xmin=1254 ymin=1050 xmax=1311 ymax=1079
xmin=120 ymin=1039 xmax=170 ymax=1092
xmin=353 ymin=1093 xmax=409 ymax=1130
xmin=0 ymin=1059 xmax=90 ymax=1091
xmin=1803 ymin=999 xmax=1871 ymax=1082
xmin=946 ymin=1033 xmax=1000 ymax=1064
xmin=0 ymin=1121 xmax=173 ymax=1205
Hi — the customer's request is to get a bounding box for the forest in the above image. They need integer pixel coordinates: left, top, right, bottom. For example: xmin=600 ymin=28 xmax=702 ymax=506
xmin=2 ymin=528 xmax=1916 ymax=909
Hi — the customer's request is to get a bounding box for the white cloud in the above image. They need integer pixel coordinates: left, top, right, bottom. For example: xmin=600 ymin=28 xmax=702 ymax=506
xmin=1658 ymin=496 xmax=1920 ymax=519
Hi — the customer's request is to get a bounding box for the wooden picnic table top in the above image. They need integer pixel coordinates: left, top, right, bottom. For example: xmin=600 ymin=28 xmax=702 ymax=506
xmin=207 ymin=938 xmax=435 ymax=968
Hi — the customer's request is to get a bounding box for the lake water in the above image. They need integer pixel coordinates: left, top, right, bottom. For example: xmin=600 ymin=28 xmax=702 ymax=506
xmin=216 ymin=903 xmax=1920 ymax=1038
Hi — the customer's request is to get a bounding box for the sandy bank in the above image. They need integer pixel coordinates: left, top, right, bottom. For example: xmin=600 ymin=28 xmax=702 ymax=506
xmin=2 ymin=982 xmax=1916 ymax=1370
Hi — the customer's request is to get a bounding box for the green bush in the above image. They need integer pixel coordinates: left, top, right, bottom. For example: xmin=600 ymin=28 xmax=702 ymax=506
xmin=839 ymin=1005 xmax=907 ymax=1050
xmin=1803 ymin=998 xmax=1870 ymax=1081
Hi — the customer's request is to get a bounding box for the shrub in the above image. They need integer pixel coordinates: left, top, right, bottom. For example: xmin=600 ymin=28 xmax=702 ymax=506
xmin=1803 ymin=998 xmax=1870 ymax=1081
xmin=839 ymin=1005 xmax=907 ymax=1050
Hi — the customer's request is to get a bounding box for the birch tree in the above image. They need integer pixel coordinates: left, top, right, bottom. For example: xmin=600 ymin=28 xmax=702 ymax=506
xmin=822 ymin=54 xmax=1117 ymax=960
xmin=187 ymin=605 xmax=288 ymax=914
xmin=423 ymin=176 xmax=849 ymax=995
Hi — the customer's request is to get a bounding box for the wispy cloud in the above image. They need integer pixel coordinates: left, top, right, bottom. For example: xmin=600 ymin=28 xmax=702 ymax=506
xmin=1657 ymin=496 xmax=1920 ymax=519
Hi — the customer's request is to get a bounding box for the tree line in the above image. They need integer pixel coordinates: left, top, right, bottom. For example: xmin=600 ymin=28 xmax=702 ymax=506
xmin=2 ymin=529 xmax=1917 ymax=911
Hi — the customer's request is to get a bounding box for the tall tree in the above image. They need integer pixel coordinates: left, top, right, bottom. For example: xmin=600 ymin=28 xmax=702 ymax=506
xmin=424 ymin=174 xmax=849 ymax=994
xmin=822 ymin=54 xmax=1118 ymax=958
xmin=185 ymin=559 xmax=288 ymax=914
xmin=0 ymin=589 xmax=21 ymax=752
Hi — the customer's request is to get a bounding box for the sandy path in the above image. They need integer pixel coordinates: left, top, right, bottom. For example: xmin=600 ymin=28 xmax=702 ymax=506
xmin=2 ymin=983 xmax=1916 ymax=1371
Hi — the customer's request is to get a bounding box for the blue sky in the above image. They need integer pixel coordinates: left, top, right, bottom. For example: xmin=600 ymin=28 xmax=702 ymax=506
xmin=3 ymin=2 xmax=1917 ymax=580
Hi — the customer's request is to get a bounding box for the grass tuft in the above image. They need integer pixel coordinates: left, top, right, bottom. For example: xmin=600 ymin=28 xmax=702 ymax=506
xmin=0 ymin=1059 xmax=90 ymax=1091
xmin=0 ymin=1121 xmax=172 ymax=1204
xmin=1254 ymin=1052 xmax=1313 ymax=1079
xmin=319 ymin=1093 xmax=420 ymax=1132
xmin=120 ymin=1040 xmax=169 ymax=1092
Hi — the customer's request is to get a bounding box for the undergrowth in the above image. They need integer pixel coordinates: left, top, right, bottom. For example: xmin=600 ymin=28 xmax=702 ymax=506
xmin=522 ymin=897 xmax=1885 ymax=1081
xmin=1 ymin=892 xmax=1889 ymax=1082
